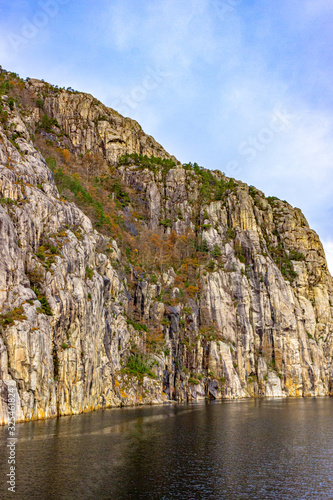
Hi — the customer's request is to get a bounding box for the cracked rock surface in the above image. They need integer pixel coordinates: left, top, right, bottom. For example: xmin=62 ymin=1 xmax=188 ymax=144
xmin=0 ymin=75 xmax=332 ymax=425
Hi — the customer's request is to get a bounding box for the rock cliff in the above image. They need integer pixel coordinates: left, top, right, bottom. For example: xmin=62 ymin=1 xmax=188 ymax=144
xmin=0 ymin=69 xmax=332 ymax=424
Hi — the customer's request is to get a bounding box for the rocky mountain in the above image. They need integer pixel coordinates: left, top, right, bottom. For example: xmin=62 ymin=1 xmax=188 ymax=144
xmin=0 ymin=68 xmax=332 ymax=425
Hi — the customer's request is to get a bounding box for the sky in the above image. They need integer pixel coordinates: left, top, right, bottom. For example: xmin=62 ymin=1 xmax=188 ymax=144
xmin=0 ymin=0 xmax=333 ymax=272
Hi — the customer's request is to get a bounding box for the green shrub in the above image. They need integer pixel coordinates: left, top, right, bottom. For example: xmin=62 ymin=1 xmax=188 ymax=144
xmin=54 ymin=168 xmax=112 ymax=229
xmin=35 ymin=243 xmax=58 ymax=270
xmin=0 ymin=198 xmax=14 ymax=205
xmin=289 ymin=250 xmax=305 ymax=261
xmin=126 ymin=317 xmax=148 ymax=332
xmin=182 ymin=162 xmax=236 ymax=202
xmin=109 ymin=179 xmax=130 ymax=206
xmin=49 ymin=245 xmax=59 ymax=254
xmin=36 ymin=246 xmax=46 ymax=260
xmin=226 ymin=227 xmax=235 ymax=241
xmin=0 ymin=79 xmax=11 ymax=95
xmin=124 ymin=353 xmax=156 ymax=379
xmin=32 ymin=286 xmax=53 ymax=315
xmin=46 ymin=157 xmax=57 ymax=170
xmin=38 ymin=114 xmax=59 ymax=133
xmin=0 ymin=107 xmax=8 ymax=124
xmin=207 ymin=260 xmax=215 ymax=271
xmin=85 ymin=265 xmax=94 ymax=279
xmin=263 ymin=232 xmax=299 ymax=282
xmin=211 ymin=244 xmax=222 ymax=258
xmin=0 ymin=306 xmax=27 ymax=327
xmin=160 ymin=219 xmax=172 ymax=228
xmin=197 ymin=238 xmax=209 ymax=253
xmin=36 ymin=99 xmax=44 ymax=109
xmin=118 ymin=153 xmax=176 ymax=174
xmin=267 ymin=196 xmax=279 ymax=206
xmin=235 ymin=242 xmax=246 ymax=263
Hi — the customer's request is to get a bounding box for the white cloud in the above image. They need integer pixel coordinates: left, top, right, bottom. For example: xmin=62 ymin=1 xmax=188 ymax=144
xmin=0 ymin=0 xmax=332 ymax=264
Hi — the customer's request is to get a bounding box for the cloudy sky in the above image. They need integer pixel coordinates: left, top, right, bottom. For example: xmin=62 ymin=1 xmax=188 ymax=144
xmin=1 ymin=0 xmax=333 ymax=271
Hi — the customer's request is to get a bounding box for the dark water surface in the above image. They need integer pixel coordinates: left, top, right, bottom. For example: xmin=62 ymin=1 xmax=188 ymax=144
xmin=0 ymin=398 xmax=333 ymax=499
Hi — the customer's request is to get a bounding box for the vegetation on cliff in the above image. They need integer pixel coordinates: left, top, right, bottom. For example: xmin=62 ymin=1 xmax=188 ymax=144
xmin=0 ymin=67 xmax=332 ymax=424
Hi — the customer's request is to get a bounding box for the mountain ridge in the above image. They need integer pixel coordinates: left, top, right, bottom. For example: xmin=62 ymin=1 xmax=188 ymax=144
xmin=0 ymin=67 xmax=332 ymax=425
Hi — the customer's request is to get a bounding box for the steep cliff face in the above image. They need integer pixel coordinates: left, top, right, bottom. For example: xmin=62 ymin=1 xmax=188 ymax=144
xmin=0 ymin=70 xmax=332 ymax=424
xmin=26 ymin=78 xmax=173 ymax=163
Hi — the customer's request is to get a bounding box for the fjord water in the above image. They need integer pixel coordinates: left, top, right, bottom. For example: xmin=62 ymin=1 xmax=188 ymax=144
xmin=1 ymin=399 xmax=333 ymax=499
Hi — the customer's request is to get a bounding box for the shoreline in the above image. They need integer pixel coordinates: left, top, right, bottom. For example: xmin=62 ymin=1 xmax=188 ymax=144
xmin=2 ymin=393 xmax=332 ymax=427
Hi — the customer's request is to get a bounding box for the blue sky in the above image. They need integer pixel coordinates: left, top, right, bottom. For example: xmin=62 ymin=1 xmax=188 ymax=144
xmin=1 ymin=0 xmax=333 ymax=271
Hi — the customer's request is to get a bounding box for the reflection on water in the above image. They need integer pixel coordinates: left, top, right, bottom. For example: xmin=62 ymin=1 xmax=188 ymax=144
xmin=0 ymin=399 xmax=333 ymax=499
